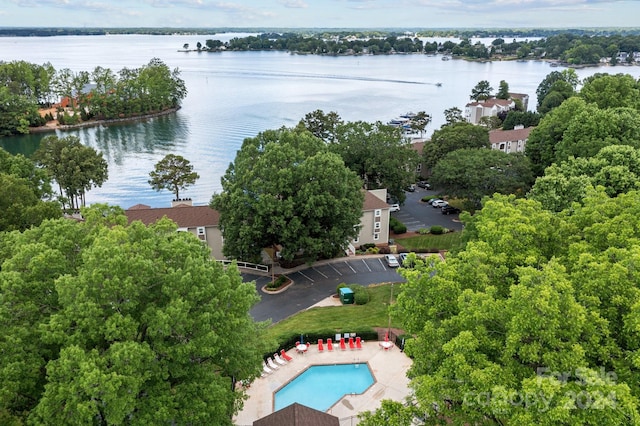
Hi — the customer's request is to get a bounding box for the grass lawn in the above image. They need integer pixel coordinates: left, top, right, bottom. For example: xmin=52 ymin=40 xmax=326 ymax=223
xmin=394 ymin=231 xmax=463 ymax=252
xmin=264 ymin=283 xmax=404 ymax=342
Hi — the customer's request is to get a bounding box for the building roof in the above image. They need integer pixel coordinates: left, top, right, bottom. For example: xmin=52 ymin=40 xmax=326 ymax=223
xmin=125 ymin=204 xmax=219 ymax=228
xmin=410 ymin=140 xmax=425 ymax=155
xmin=363 ymin=190 xmax=391 ymax=211
xmin=489 ymin=126 xmax=535 ymax=144
xmin=253 ymin=403 xmax=339 ymax=426
xmin=466 ymin=98 xmax=513 ymax=108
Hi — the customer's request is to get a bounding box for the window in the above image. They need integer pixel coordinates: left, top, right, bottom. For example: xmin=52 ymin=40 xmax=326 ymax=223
xmin=374 ymin=221 xmax=381 ymax=230
xmin=499 ymin=143 xmax=505 ymax=151
xmin=197 ymin=226 xmax=206 ymax=241
xmin=374 ymin=209 xmax=381 ymax=217
xmin=373 ymin=232 xmax=380 ymax=241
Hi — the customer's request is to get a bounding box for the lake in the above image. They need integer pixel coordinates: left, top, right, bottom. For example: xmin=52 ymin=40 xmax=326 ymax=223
xmin=1 ymin=34 xmax=638 ymax=208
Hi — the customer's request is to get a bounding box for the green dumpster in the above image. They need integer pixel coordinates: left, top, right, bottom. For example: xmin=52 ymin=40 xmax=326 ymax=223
xmin=339 ymin=287 xmax=354 ymax=305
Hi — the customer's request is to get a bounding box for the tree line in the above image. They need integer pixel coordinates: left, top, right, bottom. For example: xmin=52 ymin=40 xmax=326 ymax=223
xmin=0 ymin=58 xmax=187 ymax=137
xmin=194 ymin=31 xmax=640 ymax=65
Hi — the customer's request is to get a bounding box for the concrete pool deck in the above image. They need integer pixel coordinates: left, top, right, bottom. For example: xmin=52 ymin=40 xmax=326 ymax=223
xmin=233 ymin=338 xmax=413 ymax=425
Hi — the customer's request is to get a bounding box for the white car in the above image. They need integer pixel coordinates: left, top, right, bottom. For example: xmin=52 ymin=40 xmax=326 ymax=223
xmin=390 ymin=204 xmax=400 ymax=212
xmin=432 ymin=200 xmax=448 ymax=208
xmin=384 ymin=254 xmax=400 ymax=268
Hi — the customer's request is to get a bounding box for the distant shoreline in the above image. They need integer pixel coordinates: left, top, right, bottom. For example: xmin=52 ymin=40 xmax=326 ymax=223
xmin=28 ymin=107 xmax=180 ymax=134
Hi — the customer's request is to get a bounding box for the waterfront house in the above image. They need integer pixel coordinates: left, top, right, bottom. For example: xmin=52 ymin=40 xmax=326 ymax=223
xmin=489 ymin=125 xmax=534 ymax=153
xmin=464 ymin=97 xmax=515 ymax=125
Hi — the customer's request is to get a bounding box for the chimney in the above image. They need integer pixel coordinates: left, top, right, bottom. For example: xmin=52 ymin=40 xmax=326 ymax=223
xmin=171 ymin=198 xmax=193 ymax=207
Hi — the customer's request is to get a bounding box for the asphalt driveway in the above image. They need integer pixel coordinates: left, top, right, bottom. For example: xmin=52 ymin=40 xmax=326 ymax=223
xmin=393 ymin=187 xmax=464 ymax=232
xmin=244 ymin=256 xmax=405 ymax=323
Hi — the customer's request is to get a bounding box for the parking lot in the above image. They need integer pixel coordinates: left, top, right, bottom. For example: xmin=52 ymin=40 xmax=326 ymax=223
xmin=392 ymin=186 xmax=464 ymax=232
xmin=244 ymin=256 xmax=404 ymax=323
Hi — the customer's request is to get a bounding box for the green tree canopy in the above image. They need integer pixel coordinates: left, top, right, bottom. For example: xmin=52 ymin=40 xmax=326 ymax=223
xmin=529 ymin=144 xmax=640 ymax=212
xmin=148 ymin=153 xmax=200 ymax=201
xmin=392 ymin=191 xmax=640 ymax=425
xmin=430 ymin=148 xmax=533 ymax=209
xmin=579 ymin=72 xmax=640 ymax=110
xmin=296 ymin=109 xmax=343 ymax=143
xmin=34 ymin=135 xmax=108 ymax=210
xmin=470 ymin=80 xmax=494 ymax=101
xmin=330 ymin=120 xmax=420 ymax=204
xmin=211 ymin=127 xmax=364 ymax=263
xmin=525 ymin=97 xmax=591 ymax=176
xmin=536 ymin=69 xmax=579 ymax=113
xmin=422 ymin=122 xmax=490 ymax=172
xmin=0 ymin=206 xmax=264 ymax=425
xmin=496 ymin=80 xmax=510 ymax=99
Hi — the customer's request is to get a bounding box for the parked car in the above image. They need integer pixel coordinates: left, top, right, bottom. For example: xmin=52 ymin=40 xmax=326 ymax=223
xmin=441 ymin=205 xmax=461 ymax=215
xmin=432 ymin=199 xmax=449 ymax=208
xmin=390 ymin=204 xmax=400 ymax=212
xmin=427 ymin=198 xmax=440 ymax=205
xmin=417 ymin=181 xmax=431 ymax=189
xmin=398 ymin=253 xmax=412 ymax=268
xmin=384 ymin=254 xmax=400 ymax=268
xmin=405 ymin=184 xmax=416 ymax=192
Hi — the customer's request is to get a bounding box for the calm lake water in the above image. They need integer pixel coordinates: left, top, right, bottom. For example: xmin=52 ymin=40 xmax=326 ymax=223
xmin=1 ymin=34 xmax=638 ymax=208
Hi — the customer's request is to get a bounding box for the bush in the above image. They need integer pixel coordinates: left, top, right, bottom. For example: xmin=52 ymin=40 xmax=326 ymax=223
xmin=430 ymin=225 xmax=444 ymax=235
xmin=365 ymin=247 xmax=379 ymax=254
xmin=266 ymin=275 xmax=288 ymax=290
xmin=336 ymin=283 xmax=347 ymax=293
xmin=360 ymin=243 xmax=376 ymax=251
xmin=393 ymin=223 xmax=407 ymax=234
xmin=422 ymin=195 xmax=438 ymax=203
xmin=389 ymin=217 xmax=401 ymax=229
xmin=418 ymin=228 xmax=430 ymax=235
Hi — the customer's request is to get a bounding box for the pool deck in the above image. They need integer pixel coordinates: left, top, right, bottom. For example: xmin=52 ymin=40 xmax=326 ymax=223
xmin=233 ymin=337 xmax=413 ymax=425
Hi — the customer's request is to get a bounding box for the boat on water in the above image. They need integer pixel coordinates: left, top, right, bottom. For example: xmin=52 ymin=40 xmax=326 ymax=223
xmin=436 ymin=82 xmax=442 ymax=87
xmin=441 ymin=55 xmax=451 ymax=61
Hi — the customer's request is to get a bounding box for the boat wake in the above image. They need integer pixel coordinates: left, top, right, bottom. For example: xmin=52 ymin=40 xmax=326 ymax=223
xmin=199 ymin=69 xmax=429 ymax=85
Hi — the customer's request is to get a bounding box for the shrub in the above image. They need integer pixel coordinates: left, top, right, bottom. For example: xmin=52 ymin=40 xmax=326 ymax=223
xmin=360 ymin=243 xmax=376 ymax=251
xmin=266 ymin=275 xmax=288 ymax=290
xmin=430 ymin=225 xmax=444 ymax=235
xmin=393 ymin=223 xmax=407 ymax=234
xmin=389 ymin=217 xmax=401 ymax=229
xmin=336 ymin=283 xmax=347 ymax=293
xmin=418 ymin=228 xmax=430 ymax=235
xmin=349 ymin=284 xmax=369 ymax=305
xmin=365 ymin=247 xmax=379 ymax=254
xmin=422 ymin=195 xmax=437 ymax=203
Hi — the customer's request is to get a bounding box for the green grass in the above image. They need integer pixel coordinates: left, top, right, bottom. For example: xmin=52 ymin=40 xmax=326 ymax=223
xmin=395 ymin=232 xmax=463 ymax=251
xmin=264 ymin=283 xmax=404 ymax=342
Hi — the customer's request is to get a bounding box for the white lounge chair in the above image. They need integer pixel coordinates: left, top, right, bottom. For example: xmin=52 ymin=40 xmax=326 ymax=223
xmin=267 ymin=357 xmax=279 ymax=370
xmin=263 ymin=363 xmax=273 ymax=375
xmin=274 ymin=353 xmax=287 ymax=365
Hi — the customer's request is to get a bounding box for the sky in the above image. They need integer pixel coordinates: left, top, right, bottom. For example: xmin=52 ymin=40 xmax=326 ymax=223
xmin=1 ymin=0 xmax=640 ymax=29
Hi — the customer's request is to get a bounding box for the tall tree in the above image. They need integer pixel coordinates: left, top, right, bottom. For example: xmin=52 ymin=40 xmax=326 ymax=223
xmin=297 ymin=109 xmax=343 ymax=143
xmin=430 ymin=148 xmax=533 ymax=209
xmin=410 ymin=111 xmax=432 ymax=137
xmin=148 ymin=154 xmax=199 ymax=201
xmin=330 ymin=121 xmax=420 ymax=204
xmin=470 ymin=80 xmax=493 ymax=101
xmin=211 ymin=127 xmax=364 ymax=263
xmin=33 ymin=135 xmax=108 ymax=210
xmin=496 ymin=79 xmax=510 ymax=99
xmin=422 ymin=122 xmax=490 ymax=172
xmin=0 ymin=206 xmax=265 ymax=425
xmin=535 ymin=69 xmax=579 ymax=113
xmin=443 ymin=106 xmax=465 ymax=126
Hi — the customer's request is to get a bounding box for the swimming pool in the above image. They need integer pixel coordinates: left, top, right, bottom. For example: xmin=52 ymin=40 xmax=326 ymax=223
xmin=274 ymin=363 xmax=375 ymax=412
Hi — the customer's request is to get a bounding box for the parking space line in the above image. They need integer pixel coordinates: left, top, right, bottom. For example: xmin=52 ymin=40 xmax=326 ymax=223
xmin=313 ymin=267 xmax=328 ymax=278
xmin=328 ymin=264 xmax=342 ymax=276
xmin=362 ymin=259 xmax=372 ymax=272
xmin=344 ymin=261 xmax=356 ymax=273
xmin=378 ymin=258 xmax=387 ymax=269
xmin=298 ymin=270 xmax=314 ymax=283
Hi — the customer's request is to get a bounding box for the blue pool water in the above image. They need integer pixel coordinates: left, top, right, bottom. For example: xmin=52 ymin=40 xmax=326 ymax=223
xmin=274 ymin=363 xmax=375 ymax=412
